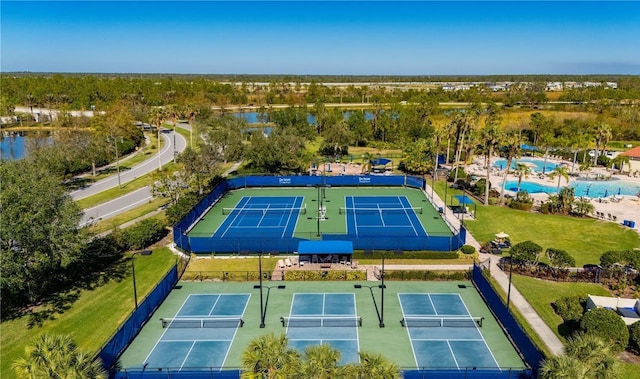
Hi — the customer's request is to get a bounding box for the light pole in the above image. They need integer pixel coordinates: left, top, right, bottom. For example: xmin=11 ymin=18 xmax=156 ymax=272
xmin=254 ymin=252 xmax=285 ymax=328
xmin=506 ymin=256 xmax=513 ymax=311
xmin=380 ymin=252 xmax=386 ymax=327
xmin=157 ymin=125 xmax=162 ymax=171
xmin=316 ymin=184 xmax=321 ymax=237
xmin=108 ymin=135 xmax=123 ymax=188
xmin=254 ymin=282 xmax=286 ymax=328
xmin=354 ymin=284 xmax=385 ymax=326
xmin=131 ymin=250 xmax=152 ymax=309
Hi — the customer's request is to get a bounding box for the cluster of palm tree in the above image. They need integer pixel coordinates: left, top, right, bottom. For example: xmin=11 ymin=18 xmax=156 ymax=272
xmin=539 ymin=334 xmax=620 ymax=379
xmin=241 ymin=333 xmax=400 ymax=379
xmin=12 ymin=334 xmax=106 ymax=379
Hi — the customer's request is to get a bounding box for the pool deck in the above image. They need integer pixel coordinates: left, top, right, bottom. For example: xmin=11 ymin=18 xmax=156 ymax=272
xmin=474 ymin=157 xmax=640 ymax=234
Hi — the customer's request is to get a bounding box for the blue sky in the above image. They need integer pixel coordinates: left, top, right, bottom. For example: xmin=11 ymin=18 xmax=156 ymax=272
xmin=2 ymin=1 xmax=639 ymax=75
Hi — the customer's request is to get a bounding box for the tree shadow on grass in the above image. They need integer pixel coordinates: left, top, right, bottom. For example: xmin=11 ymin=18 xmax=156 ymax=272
xmin=9 ymin=259 xmax=132 ymax=327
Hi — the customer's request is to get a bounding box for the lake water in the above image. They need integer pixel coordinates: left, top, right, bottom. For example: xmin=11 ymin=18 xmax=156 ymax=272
xmin=0 ymin=132 xmax=52 ymax=160
xmin=233 ymin=111 xmax=375 ymax=124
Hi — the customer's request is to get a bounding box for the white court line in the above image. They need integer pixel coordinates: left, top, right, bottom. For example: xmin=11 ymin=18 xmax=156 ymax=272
xmin=459 ymin=293 xmax=501 ymax=370
xmin=427 ymin=294 xmax=438 ymax=315
xmin=162 ymin=339 xmax=231 ymax=342
xmin=179 ymin=341 xmax=197 ymax=369
xmin=207 ymin=295 xmax=222 ymax=316
xmin=446 ymin=340 xmax=460 ymax=369
xmin=142 ymin=294 xmax=198 ymax=364
xmin=411 ymin=338 xmax=485 ymax=341
xmin=397 ymin=293 xmax=420 ymax=368
xmin=398 ymin=195 xmax=419 ymax=236
xmin=219 ymin=196 xmax=252 ymax=238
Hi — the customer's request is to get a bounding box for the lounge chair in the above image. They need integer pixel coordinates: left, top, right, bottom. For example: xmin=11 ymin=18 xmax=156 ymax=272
xmin=277 ymin=259 xmax=285 ymax=268
xmin=285 ymin=258 xmax=292 ymax=267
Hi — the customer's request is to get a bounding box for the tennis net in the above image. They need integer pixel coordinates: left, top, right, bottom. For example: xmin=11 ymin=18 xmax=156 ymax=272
xmin=222 ymin=204 xmax=306 ymax=215
xmin=400 ymin=316 xmax=483 ymax=328
xmin=280 ymin=316 xmax=362 ymax=327
xmin=339 ymin=206 xmax=422 ymax=215
xmin=160 ymin=317 xmax=244 ymax=328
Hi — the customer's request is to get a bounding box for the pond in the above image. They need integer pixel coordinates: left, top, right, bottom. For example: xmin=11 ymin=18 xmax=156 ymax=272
xmin=0 ymin=131 xmax=52 ymax=161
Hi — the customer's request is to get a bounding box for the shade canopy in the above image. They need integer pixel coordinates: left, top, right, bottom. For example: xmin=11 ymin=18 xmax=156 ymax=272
xmin=495 ymin=231 xmax=510 ymax=239
xmin=371 ymin=158 xmax=392 ymax=166
xmin=455 ymin=195 xmax=474 ymax=205
xmin=297 ymin=241 xmax=354 ymax=255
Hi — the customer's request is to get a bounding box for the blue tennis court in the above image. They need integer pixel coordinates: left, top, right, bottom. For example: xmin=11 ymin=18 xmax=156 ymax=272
xmin=398 ymin=293 xmax=499 ymax=370
xmin=142 ymin=294 xmax=250 ymax=371
xmin=213 ymin=196 xmax=305 ymax=238
xmin=283 ymin=293 xmax=360 ymax=365
xmin=342 ymin=196 xmax=427 ymax=237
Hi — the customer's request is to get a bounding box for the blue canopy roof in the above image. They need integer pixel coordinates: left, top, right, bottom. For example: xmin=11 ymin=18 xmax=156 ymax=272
xmin=371 ymin=158 xmax=392 ymax=166
xmin=521 ymin=144 xmax=537 ymax=151
xmin=297 ymin=241 xmax=353 ymax=255
xmin=455 ymin=195 xmax=475 ymax=205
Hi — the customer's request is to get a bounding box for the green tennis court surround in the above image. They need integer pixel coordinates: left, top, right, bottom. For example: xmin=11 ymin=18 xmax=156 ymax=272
xmin=175 ymin=175 xmax=466 ymax=253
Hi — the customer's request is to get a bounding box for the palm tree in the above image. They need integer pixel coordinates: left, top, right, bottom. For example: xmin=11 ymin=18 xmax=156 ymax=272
xmin=540 ymin=333 xmax=621 ymax=379
xmin=549 ymin=165 xmax=571 ymax=192
xmin=539 ymin=355 xmax=586 ymax=379
xmin=12 ymin=334 xmax=106 ymax=379
xmin=592 ymin=123 xmax=612 ymax=167
xmin=573 ymin=197 xmax=594 ymax=217
xmin=356 ymin=352 xmax=401 ymax=379
xmin=499 ymin=129 xmax=524 ymax=205
xmin=185 ymin=104 xmax=199 ymax=146
xmin=564 ymin=333 xmax=620 ymax=379
xmin=451 ymin=111 xmax=472 ymax=183
xmin=150 ymin=107 xmax=168 ymax=170
xmin=241 ymin=333 xmax=300 ymax=379
xmin=514 ymin=163 xmax=531 ymax=193
xmin=361 ymin=152 xmax=372 ymax=174
xmin=295 ymin=344 xmax=350 ymax=379
xmin=480 ymin=123 xmax=503 ymax=205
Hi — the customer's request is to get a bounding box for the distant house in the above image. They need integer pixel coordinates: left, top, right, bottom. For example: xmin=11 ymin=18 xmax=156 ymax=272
xmin=620 ymin=145 xmax=640 ymax=174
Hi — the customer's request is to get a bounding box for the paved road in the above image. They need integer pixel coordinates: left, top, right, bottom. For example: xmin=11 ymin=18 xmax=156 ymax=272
xmin=72 ymin=130 xmax=186 ymax=201
xmin=79 ymin=128 xmax=188 ymax=226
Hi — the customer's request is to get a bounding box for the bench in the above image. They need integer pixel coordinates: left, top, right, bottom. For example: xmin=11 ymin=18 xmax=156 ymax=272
xmin=320 ymin=263 xmax=331 ymax=269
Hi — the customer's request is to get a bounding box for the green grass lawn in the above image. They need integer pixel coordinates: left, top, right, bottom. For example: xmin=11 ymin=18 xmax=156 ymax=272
xmin=0 ymin=248 xmax=177 ymax=378
xmin=433 ymin=180 xmax=640 ymax=266
xmin=510 ymin=274 xmax=611 ymax=341
xmin=511 ymin=275 xmax=640 ymax=375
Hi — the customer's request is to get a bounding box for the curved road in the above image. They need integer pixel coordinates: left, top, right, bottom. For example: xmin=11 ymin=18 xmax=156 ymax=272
xmin=80 ymin=128 xmax=188 ymax=227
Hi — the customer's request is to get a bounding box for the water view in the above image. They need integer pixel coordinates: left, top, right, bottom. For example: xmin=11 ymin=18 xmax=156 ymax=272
xmin=0 ymin=132 xmax=52 ymax=161
xmin=233 ymin=111 xmax=375 ymax=124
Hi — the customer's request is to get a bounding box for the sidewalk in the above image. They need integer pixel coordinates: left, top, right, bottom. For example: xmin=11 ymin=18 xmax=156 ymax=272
xmin=424 ymin=183 xmax=565 ymax=356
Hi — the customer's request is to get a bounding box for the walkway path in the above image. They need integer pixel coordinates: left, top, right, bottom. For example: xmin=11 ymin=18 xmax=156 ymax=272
xmin=423 ymin=183 xmax=565 ymax=355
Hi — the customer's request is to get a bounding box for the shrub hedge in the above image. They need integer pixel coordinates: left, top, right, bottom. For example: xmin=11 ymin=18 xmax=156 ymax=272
xmin=629 ymin=321 xmax=640 ymax=351
xmin=553 ymin=295 xmax=585 ymax=322
xmin=580 ymin=308 xmax=629 ymax=352
xmin=119 ymin=218 xmax=168 ymax=250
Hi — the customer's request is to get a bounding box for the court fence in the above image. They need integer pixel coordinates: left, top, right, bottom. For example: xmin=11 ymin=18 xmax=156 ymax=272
xmin=471 ymin=260 xmax=543 ymax=376
xmin=99 ymin=265 xmax=179 ymax=372
xmin=173 ymin=175 xmax=466 ymax=253
xmin=180 ymin=269 xmax=470 ymax=282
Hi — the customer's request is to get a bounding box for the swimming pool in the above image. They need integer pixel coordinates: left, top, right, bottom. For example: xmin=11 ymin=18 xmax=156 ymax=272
xmin=502 ymin=179 xmax=640 ymax=198
xmin=493 ymin=158 xmax=557 ymax=174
